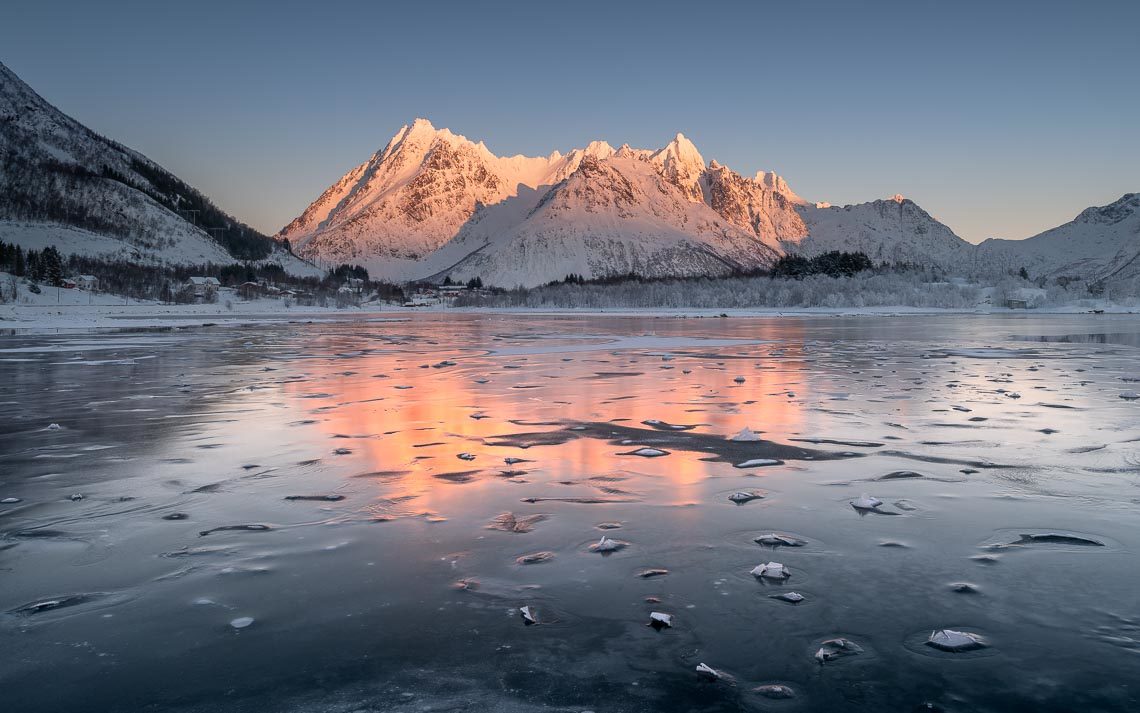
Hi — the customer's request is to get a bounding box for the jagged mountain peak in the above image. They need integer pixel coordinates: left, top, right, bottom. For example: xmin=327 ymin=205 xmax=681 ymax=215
xmin=411 ymin=153 xmax=778 ymax=288
xmin=649 ymin=132 xmax=706 ymax=202
xmin=582 ymin=140 xmax=616 ymax=159
xmin=753 ymin=171 xmax=808 ymax=205
xmin=276 ymin=118 xmax=997 ymax=285
xmin=651 ymin=132 xmax=705 ymax=170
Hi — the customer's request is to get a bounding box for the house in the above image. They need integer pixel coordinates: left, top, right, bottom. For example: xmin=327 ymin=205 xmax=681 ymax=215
xmin=186 ymin=276 xmax=221 ymax=298
xmin=73 ymin=275 xmax=98 ymax=291
xmin=237 ymin=281 xmax=263 ymax=300
xmin=1006 ymin=299 xmax=1029 ymax=309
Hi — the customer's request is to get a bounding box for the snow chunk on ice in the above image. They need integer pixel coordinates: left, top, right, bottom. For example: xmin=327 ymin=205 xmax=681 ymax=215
xmin=695 ymin=662 xmax=721 ymax=681
xmin=728 ymin=490 xmax=765 ymax=504
xmin=815 ymin=637 xmax=863 ymax=663
xmin=751 ymin=562 xmax=790 ymax=580
xmin=729 ymin=427 xmax=762 ymax=442
xmin=590 ymin=536 xmax=628 ymax=553
xmin=648 ymin=611 xmax=673 ymax=629
xmin=230 ymin=616 xmax=254 ymax=629
xmin=621 ymin=447 xmax=669 ymax=458
xmin=926 ymin=628 xmax=986 ymax=652
xmin=734 ymin=458 xmax=782 ymax=468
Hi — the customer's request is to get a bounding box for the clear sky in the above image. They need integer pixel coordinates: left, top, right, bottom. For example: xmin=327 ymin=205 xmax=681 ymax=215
xmin=2 ymin=0 xmax=1136 ymax=242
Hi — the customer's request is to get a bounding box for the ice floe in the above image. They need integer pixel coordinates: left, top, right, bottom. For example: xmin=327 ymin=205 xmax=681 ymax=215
xmin=751 ymin=562 xmax=790 ymax=580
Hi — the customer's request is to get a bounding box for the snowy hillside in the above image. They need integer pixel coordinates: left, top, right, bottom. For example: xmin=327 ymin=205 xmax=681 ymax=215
xmin=787 ymin=196 xmax=977 ymax=272
xmin=976 ymin=193 xmax=1140 ymax=282
xmin=0 ymin=61 xmax=310 ymax=273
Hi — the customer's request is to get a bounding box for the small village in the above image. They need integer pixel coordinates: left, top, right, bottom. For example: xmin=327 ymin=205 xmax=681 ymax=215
xmin=45 ymin=271 xmax=492 ymax=309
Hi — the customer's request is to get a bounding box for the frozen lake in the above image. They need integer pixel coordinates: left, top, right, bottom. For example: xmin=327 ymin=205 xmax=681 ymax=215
xmin=2 ymin=313 xmax=1139 ymax=712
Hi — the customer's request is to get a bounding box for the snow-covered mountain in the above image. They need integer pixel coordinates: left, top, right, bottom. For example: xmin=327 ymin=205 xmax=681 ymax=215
xmin=787 ymin=195 xmax=978 ymax=272
xmin=0 ymin=61 xmax=312 ymax=272
xmin=281 ymin=120 xmax=829 ymax=285
xmin=278 ymin=119 xmax=592 ymax=277
xmin=976 ymin=193 xmax=1140 ymax=283
xmin=7 ymin=61 xmax=1128 ymax=291
xmin=414 ymin=155 xmax=779 ymax=288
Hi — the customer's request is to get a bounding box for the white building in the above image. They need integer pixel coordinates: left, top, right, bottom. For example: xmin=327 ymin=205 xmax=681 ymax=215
xmin=186 ymin=276 xmax=221 ymax=298
xmin=73 ymin=275 xmax=99 ymax=291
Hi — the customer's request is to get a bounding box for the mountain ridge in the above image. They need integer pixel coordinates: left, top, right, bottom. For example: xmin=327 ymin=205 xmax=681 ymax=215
xmin=0 ymin=61 xmax=314 ymax=273
xmin=278 ymin=118 xmax=835 ymax=285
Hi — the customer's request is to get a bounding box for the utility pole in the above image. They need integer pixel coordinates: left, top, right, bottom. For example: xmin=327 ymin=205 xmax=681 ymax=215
xmin=177 ymin=209 xmax=201 ymax=226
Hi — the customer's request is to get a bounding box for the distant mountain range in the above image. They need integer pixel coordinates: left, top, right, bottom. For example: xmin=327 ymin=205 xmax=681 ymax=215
xmin=1 ymin=60 xmax=1134 ymax=288
xmin=280 ymin=118 xmax=1138 ymax=287
xmin=0 ymin=61 xmax=313 ymax=274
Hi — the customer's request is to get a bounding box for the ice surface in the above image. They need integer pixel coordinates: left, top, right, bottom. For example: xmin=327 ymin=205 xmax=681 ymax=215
xmin=2 ymin=314 xmax=1137 ymax=713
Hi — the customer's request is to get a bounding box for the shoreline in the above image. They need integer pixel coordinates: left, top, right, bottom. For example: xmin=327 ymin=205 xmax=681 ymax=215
xmin=2 ymin=301 xmax=1136 ymax=333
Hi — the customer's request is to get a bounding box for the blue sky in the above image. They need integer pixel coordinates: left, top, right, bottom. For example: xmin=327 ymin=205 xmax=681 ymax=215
xmin=2 ymin=0 xmax=1136 ymax=242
